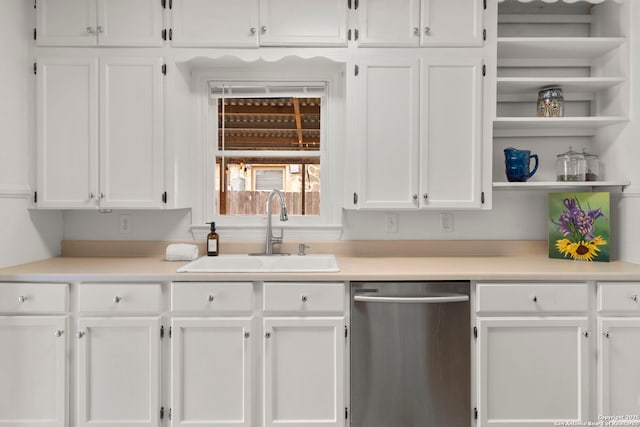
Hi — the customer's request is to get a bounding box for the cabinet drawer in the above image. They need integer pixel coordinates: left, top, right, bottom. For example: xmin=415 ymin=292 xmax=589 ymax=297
xmin=78 ymin=283 xmax=162 ymax=314
xmin=263 ymin=282 xmax=344 ymax=314
xmin=598 ymin=282 xmax=640 ymax=313
xmin=171 ymin=282 xmax=253 ymax=313
xmin=476 ymin=283 xmax=589 ymax=314
xmin=0 ymin=283 xmax=68 ymax=313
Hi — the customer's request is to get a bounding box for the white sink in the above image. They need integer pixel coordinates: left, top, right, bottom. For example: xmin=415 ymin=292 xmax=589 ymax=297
xmin=177 ymin=254 xmax=339 ymax=273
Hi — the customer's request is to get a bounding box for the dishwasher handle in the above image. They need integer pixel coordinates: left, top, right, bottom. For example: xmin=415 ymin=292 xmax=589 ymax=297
xmin=353 ymin=294 xmax=469 ymax=304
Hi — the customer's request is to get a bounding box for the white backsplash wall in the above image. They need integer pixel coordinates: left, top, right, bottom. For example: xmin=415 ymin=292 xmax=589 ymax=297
xmin=0 ymin=0 xmax=62 ymax=268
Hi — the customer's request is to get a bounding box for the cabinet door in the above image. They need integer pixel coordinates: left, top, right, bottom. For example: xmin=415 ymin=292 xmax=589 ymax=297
xmin=598 ymin=317 xmax=640 ymax=417
xmin=421 ymin=0 xmax=483 ymax=46
xmin=171 ymin=318 xmax=253 ymax=427
xmin=0 ymin=317 xmax=67 ymax=427
xmin=264 ymin=317 xmax=345 ymax=427
xmin=77 ymin=317 xmax=161 ymax=427
xmin=36 ymin=57 xmax=99 ymax=209
xmin=36 ymin=0 xmax=97 ymax=46
xmin=99 ymin=57 xmax=164 ymax=209
xmin=477 ymin=317 xmax=589 ymax=427
xmin=171 ymin=0 xmax=259 ymax=47
xmin=97 ymin=0 xmax=163 ymax=47
xmin=259 ymin=0 xmax=347 ymax=46
xmin=419 ymin=57 xmax=483 ymax=209
xmin=356 ymin=59 xmax=420 ymax=209
xmin=357 ymin=0 xmax=420 ymax=47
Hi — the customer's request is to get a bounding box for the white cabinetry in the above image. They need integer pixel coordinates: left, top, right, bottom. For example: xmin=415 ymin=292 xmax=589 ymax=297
xmin=36 ymin=56 xmax=164 ymax=209
xmin=170 ymin=282 xmax=254 ymax=426
xmin=597 ymin=282 xmax=640 ymax=417
xmin=171 ymin=0 xmax=347 ymax=47
xmin=76 ymin=284 xmax=162 ymax=427
xmin=493 ymin=0 xmax=629 ymax=190
xmin=354 ymin=55 xmax=484 ymax=209
xmin=0 ymin=283 xmax=68 ymax=427
xmin=356 ymin=0 xmax=483 ymax=47
xmin=476 ymin=283 xmax=590 ymax=426
xmin=36 ymin=0 xmax=163 ymax=47
xmin=263 ymin=282 xmax=345 ymax=427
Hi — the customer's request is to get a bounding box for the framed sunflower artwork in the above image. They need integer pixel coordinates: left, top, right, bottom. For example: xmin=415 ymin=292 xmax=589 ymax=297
xmin=548 ymin=192 xmax=610 ymax=262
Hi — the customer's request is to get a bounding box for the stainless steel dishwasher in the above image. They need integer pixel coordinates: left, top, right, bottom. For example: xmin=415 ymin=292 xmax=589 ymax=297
xmin=350 ymin=281 xmax=471 ymax=427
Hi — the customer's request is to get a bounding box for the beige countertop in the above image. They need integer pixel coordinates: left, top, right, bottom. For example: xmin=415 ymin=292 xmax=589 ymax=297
xmin=2 ymin=248 xmax=640 ymax=282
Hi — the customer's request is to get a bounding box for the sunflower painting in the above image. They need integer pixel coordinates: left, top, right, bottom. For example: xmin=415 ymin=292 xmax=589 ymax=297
xmin=548 ymin=192 xmax=610 ymax=262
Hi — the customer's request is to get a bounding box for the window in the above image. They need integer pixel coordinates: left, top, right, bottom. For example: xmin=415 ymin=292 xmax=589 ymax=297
xmin=211 ymin=84 xmax=325 ymax=217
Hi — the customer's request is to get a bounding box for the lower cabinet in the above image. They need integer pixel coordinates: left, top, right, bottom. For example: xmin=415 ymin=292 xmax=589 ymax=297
xmin=0 ymin=282 xmax=69 ymax=427
xmin=475 ymin=283 xmax=590 ymax=427
xmin=597 ymin=282 xmax=640 ymax=417
xmin=263 ymin=317 xmax=345 ymax=427
xmin=170 ymin=317 xmax=253 ymax=426
xmin=0 ymin=316 xmax=68 ymax=427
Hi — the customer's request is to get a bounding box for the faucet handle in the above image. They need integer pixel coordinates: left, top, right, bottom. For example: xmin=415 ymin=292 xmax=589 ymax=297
xmin=272 ymin=228 xmax=284 ymax=244
xmin=298 ymin=244 xmax=310 ymax=256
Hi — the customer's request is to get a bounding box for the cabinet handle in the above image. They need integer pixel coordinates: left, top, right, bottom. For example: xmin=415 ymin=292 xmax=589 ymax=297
xmin=86 ymin=26 xmax=95 ymax=34
xmin=54 ymin=330 xmax=64 ymax=338
xmin=113 ymin=296 xmax=121 ymax=303
xmin=250 ymin=27 xmax=257 ymax=35
xmin=265 ymin=332 xmax=271 ymax=338
xmin=17 ymin=296 xmax=27 ymax=303
xmin=532 ymin=296 xmax=538 ymax=303
xmin=413 ymin=27 xmax=419 ymax=36
xmin=76 ymin=331 xmax=85 ymax=339
xmin=631 ymin=294 xmax=639 ymax=302
xmin=301 ymin=295 xmax=308 ymax=303
xmin=424 ymin=27 xmax=431 ymax=35
xmin=244 ymin=332 xmax=250 ymax=339
xmin=261 ymin=26 xmax=267 ymax=33
xmin=603 ymin=330 xmax=610 ymax=338
xmin=208 ymin=294 xmax=215 ymax=302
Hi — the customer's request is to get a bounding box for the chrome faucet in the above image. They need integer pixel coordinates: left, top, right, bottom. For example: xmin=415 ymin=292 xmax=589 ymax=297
xmin=265 ymin=189 xmax=288 ymax=255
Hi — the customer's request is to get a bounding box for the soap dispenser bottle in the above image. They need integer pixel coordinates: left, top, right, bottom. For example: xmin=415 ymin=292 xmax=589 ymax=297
xmin=206 ymin=222 xmax=219 ymax=256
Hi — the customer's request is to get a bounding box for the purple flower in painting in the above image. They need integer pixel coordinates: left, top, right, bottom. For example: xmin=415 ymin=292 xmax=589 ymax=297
xmin=553 ymin=197 xmax=607 ymax=242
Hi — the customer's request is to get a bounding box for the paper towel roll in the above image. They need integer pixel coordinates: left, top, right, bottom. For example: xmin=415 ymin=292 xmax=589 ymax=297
xmin=165 ymin=244 xmax=199 ymax=261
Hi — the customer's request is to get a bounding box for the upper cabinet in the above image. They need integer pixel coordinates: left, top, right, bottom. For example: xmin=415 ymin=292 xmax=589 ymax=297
xmin=356 ymin=0 xmax=484 ymax=47
xmin=36 ymin=0 xmax=163 ymax=47
xmin=170 ymin=0 xmax=347 ymax=47
xmin=36 ymin=56 xmax=165 ymax=209
xmin=352 ymin=54 xmax=484 ymax=210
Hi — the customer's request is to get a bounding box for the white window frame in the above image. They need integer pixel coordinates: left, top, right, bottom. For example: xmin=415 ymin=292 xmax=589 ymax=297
xmin=191 ymin=67 xmax=345 ymax=240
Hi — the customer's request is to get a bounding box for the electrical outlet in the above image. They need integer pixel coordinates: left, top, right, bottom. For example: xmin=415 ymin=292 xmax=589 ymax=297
xmin=440 ymin=213 xmax=453 ymax=233
xmin=384 ymin=213 xmax=399 ymax=233
xmin=119 ymin=214 xmax=132 ymax=234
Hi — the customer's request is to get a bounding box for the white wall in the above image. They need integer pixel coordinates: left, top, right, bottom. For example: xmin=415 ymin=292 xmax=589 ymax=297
xmin=0 ymin=0 xmax=62 ymax=268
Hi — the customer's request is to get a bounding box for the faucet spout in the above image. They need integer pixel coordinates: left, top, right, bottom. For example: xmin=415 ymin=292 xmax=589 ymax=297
xmin=265 ymin=189 xmax=288 ymax=255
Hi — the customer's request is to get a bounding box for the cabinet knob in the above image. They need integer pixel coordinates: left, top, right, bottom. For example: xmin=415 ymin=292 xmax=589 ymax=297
xmin=54 ymin=330 xmax=64 ymax=338
xmin=100 ymin=193 xmax=105 ymax=199
xmin=17 ymin=296 xmax=27 ymax=303
xmin=603 ymin=330 xmax=610 ymax=338
xmin=265 ymin=332 xmax=271 ymax=338
xmin=244 ymin=332 xmax=250 ymax=339
xmin=96 ymin=26 xmax=104 ymax=33
xmin=631 ymin=294 xmax=639 ymax=302
xmin=250 ymin=27 xmax=257 ymax=35
xmin=424 ymin=27 xmax=431 ymax=35
xmin=301 ymin=295 xmax=308 ymax=303
xmin=413 ymin=27 xmax=419 ymax=36
xmin=583 ymin=331 xmax=590 ymax=338
xmin=532 ymin=296 xmax=538 ymax=303
xmin=413 ymin=193 xmax=418 ymax=200
xmin=89 ymin=193 xmax=95 ymax=199
xmin=423 ymin=193 xmax=428 ymax=200
xmin=86 ymin=26 xmax=95 ymax=34
xmin=113 ymin=296 xmax=121 ymax=303
xmin=208 ymin=294 xmax=215 ymax=302
xmin=261 ymin=26 xmax=267 ymax=33
xmin=76 ymin=331 xmax=85 ymax=339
